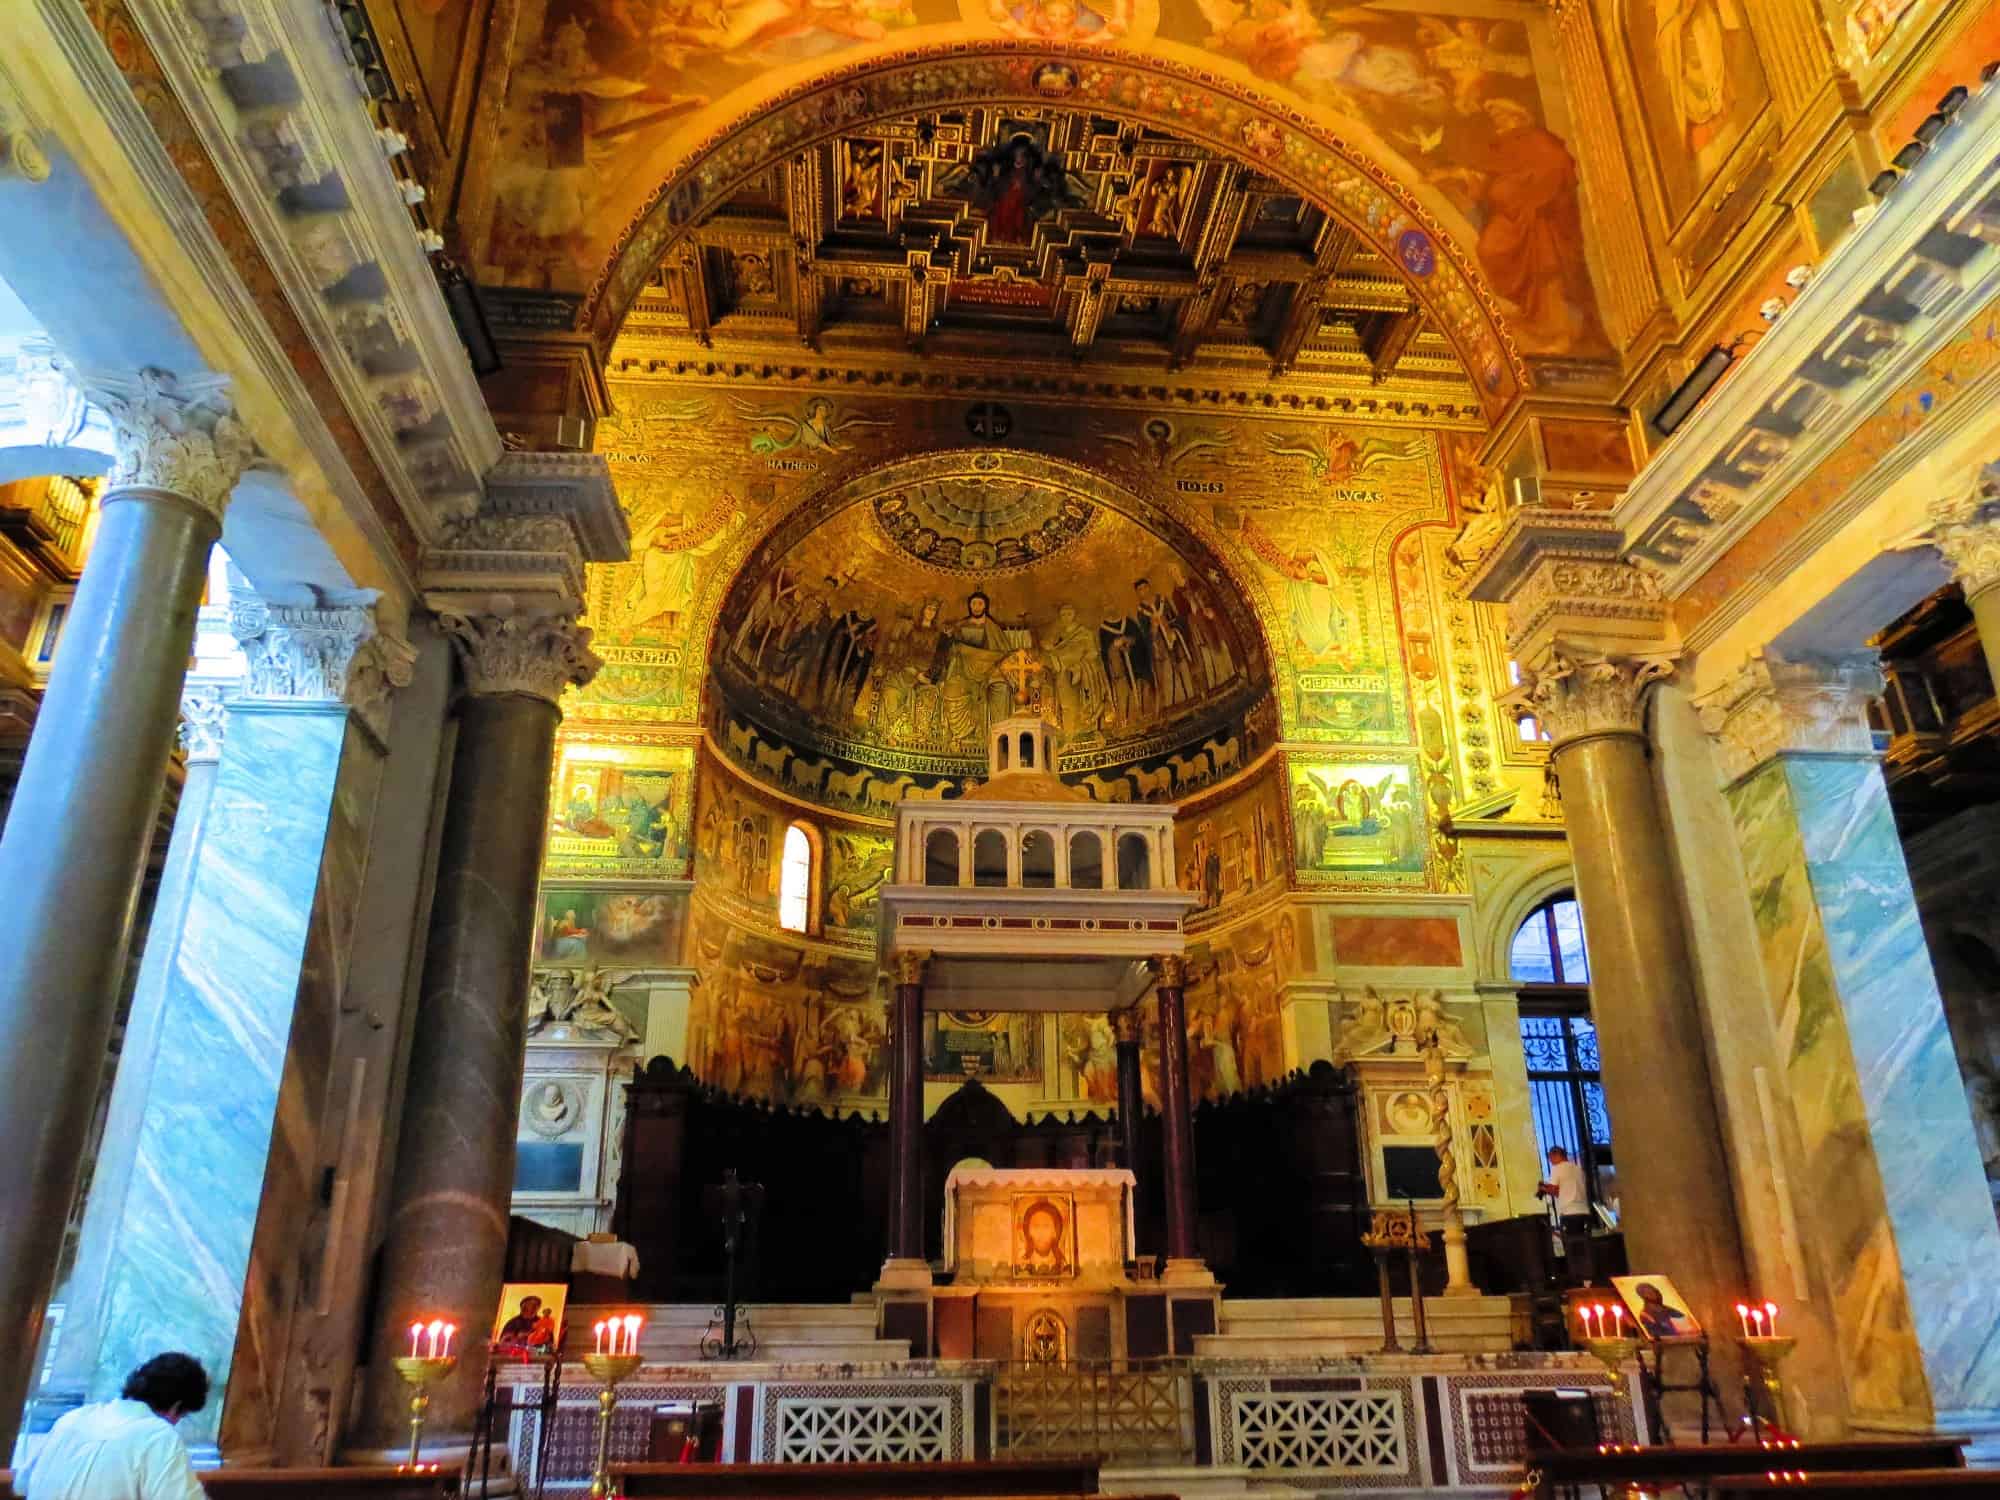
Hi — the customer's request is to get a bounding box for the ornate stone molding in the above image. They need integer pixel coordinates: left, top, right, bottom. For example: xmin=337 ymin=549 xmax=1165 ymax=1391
xmin=0 ymin=335 xmax=113 ymax=467
xmin=1502 ymin=647 xmax=1677 ymax=749
xmin=177 ymin=683 xmax=230 ymax=765
xmin=345 ymin=632 xmax=419 ymax=746
xmin=1695 ymin=649 xmax=1885 ymax=784
xmin=422 ymin=452 xmax=630 ymax=617
xmin=439 ymin=605 xmax=601 ymax=706
xmin=1928 ymin=462 xmax=2000 ymax=602
xmin=81 ymin=368 xmax=255 ymax=523
xmin=228 ymin=590 xmax=418 ymax=743
xmin=1464 ymin=510 xmax=1671 ymax=660
xmin=1153 ymin=954 xmax=1187 ymax=988
xmin=894 ymin=950 xmax=929 ymax=987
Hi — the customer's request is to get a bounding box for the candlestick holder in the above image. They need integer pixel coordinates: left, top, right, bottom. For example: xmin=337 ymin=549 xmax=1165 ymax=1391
xmin=582 ymin=1350 xmax=645 ymax=1498
xmin=1741 ymin=1335 xmax=1797 ymax=1433
xmin=391 ymin=1354 xmax=460 ymax=1470
xmin=1580 ymin=1335 xmax=1643 ymax=1404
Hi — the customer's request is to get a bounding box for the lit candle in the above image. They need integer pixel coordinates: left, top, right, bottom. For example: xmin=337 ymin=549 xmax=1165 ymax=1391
xmin=425 ymin=1318 xmax=444 ymax=1358
xmin=409 ymin=1322 xmax=425 ymax=1359
xmin=442 ymin=1323 xmax=456 ymax=1358
xmin=1749 ymin=1307 xmax=1765 ymax=1337
xmin=594 ymin=1320 xmax=606 ymax=1356
xmin=623 ymin=1313 xmax=642 ymax=1357
xmin=1764 ymin=1300 xmax=1779 ymax=1336
xmin=1736 ymin=1303 xmax=1751 ymax=1338
xmin=1610 ymin=1303 xmax=1625 ymax=1337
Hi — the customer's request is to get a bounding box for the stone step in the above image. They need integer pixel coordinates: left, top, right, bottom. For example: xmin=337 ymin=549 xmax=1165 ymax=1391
xmin=564 ymin=1303 xmax=907 ymax=1364
xmin=1205 ymin=1295 xmax=1516 ymax=1357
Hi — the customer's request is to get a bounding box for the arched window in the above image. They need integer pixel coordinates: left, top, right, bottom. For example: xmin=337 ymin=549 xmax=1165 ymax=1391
xmin=779 ymin=823 xmax=813 ymax=933
xmin=1021 ymin=830 xmax=1055 ymax=888
xmin=1510 ymin=892 xmax=1610 ymax=1215
xmin=1116 ymin=832 xmax=1151 ymax=891
xmin=924 ymin=828 xmax=961 ymax=887
xmin=973 ymin=829 xmax=1009 ymax=887
xmin=1069 ymin=831 xmax=1103 ymax=890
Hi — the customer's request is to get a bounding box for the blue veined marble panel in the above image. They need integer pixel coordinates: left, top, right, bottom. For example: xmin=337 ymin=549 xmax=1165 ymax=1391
xmin=89 ymin=705 xmax=349 ymax=1447
xmin=1725 ymin=762 xmax=1930 ymax=1425
xmin=1784 ymin=755 xmax=2000 ymax=1415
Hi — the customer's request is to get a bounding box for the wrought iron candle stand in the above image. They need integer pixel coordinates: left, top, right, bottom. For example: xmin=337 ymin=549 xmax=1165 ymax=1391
xmin=701 ymin=1168 xmax=765 ymax=1360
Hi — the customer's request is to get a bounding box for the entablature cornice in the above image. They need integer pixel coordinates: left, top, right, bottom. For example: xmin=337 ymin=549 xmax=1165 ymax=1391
xmin=1615 ymin=81 xmax=2000 ymax=602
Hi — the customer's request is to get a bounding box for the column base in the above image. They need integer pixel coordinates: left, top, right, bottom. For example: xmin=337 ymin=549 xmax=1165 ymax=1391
xmin=1441 ymin=1283 xmax=1485 ymax=1298
xmin=874 ymin=1257 xmax=934 ymax=1292
xmin=1160 ymin=1257 xmax=1215 ymax=1287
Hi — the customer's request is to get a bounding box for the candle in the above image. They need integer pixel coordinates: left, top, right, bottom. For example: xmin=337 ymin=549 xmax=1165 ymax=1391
xmin=409 ymin=1322 xmax=424 ymax=1358
xmin=425 ymin=1319 xmax=444 ymax=1358
xmin=594 ymin=1320 xmax=606 ymax=1355
xmin=623 ymin=1313 xmax=642 ymax=1356
xmin=1750 ymin=1308 xmax=1765 ymax=1337
xmin=1764 ymin=1300 xmax=1780 ymax=1336
xmin=442 ymin=1323 xmax=456 ymax=1358
xmin=1611 ymin=1303 xmax=1625 ymax=1337
xmin=1736 ymin=1303 xmax=1751 ymax=1338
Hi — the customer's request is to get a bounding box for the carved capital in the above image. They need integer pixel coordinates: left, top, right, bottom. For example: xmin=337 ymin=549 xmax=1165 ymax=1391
xmin=422 ymin=452 xmax=629 ymax=616
xmin=229 ymin=593 xmax=379 ymax=707
xmin=1152 ymin=953 xmax=1187 ymax=989
xmin=344 ymin=632 xmax=419 ymax=745
xmin=177 ymin=683 xmax=230 ymax=765
xmin=1503 ymin=646 xmax=1677 ymax=748
xmin=1695 ymin=649 xmax=1884 ymax=783
xmin=894 ymin=949 xmax=929 ymax=987
xmin=440 ymin=605 xmax=600 ymax=705
xmin=1929 ymin=465 xmax=2000 ymax=602
xmin=1464 ymin=511 xmax=1670 ymax=660
xmin=1109 ymin=1008 xmax=1140 ymax=1045
xmin=82 ymin=368 xmax=255 ymax=524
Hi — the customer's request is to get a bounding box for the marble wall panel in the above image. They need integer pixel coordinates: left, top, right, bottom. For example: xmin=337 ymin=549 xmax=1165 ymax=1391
xmin=1785 ymin=756 xmax=2000 ymax=1415
xmin=87 ymin=705 xmax=349 ymax=1450
xmin=1727 ymin=755 xmax=2000 ymax=1423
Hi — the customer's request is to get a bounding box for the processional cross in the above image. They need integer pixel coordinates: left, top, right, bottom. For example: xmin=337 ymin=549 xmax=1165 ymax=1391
xmin=1000 ymin=646 xmax=1043 ymax=706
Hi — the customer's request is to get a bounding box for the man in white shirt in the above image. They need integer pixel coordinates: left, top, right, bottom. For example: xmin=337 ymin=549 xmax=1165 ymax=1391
xmin=16 ymin=1352 xmax=208 ymax=1500
xmin=1539 ymin=1146 xmax=1595 ymax=1281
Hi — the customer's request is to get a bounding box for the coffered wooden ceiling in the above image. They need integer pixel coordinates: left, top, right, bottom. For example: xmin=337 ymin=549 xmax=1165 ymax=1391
xmin=612 ymin=107 xmax=1481 ymax=414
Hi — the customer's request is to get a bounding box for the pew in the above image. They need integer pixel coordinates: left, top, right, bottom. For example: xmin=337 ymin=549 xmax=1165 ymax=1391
xmin=1525 ymin=1437 xmax=1968 ymax=1496
xmin=1716 ymin=1472 xmax=2000 ymax=1494
xmin=0 ymin=1465 xmax=460 ymax=1499
xmin=613 ymin=1459 xmax=1103 ymax=1498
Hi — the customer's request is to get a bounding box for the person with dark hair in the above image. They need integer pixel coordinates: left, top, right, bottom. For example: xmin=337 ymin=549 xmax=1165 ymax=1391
xmin=16 ymin=1352 xmax=207 ymax=1499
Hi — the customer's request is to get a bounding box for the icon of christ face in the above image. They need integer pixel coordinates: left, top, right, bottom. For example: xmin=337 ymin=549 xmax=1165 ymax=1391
xmin=1027 ymin=1208 xmax=1060 ymax=1255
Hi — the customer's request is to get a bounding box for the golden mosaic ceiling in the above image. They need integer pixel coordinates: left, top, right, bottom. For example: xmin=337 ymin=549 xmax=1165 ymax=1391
xmin=709 ymin=448 xmax=1269 ymax=779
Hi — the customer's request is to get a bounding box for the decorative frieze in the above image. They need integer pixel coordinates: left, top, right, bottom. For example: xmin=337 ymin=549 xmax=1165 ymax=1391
xmin=1695 ymin=649 xmax=1884 ymax=784
xmin=84 ymin=368 xmax=255 ymax=524
xmin=439 ymin=606 xmax=601 ymax=706
xmin=1502 ymin=649 xmax=1677 ymax=749
xmin=229 ymin=594 xmax=376 ymax=704
xmin=1928 ymin=462 xmax=2000 ymax=603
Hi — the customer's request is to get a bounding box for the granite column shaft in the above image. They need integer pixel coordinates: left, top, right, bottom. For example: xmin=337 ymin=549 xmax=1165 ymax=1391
xmin=356 ymin=688 xmax=563 ymax=1448
xmin=1113 ymin=1009 xmax=1144 ymax=1183
xmin=1154 ymin=962 xmax=1199 ymax=1265
xmin=0 ymin=452 xmax=233 ymax=1450
xmin=890 ymin=967 xmax=925 ymax=1263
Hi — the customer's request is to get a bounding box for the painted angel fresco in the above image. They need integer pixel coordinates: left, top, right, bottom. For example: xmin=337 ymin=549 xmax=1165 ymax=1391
xmin=1265 ymin=428 xmax=1424 ymax=485
xmin=728 ymin=395 xmax=892 ymax=454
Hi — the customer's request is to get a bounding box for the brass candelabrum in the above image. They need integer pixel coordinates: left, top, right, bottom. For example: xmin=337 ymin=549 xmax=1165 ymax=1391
xmin=390 ymin=1354 xmax=460 ymax=1470
xmin=1580 ymin=1334 xmax=1643 ymax=1405
xmin=1742 ymin=1335 xmax=1798 ymax=1435
xmin=582 ymin=1350 xmax=645 ymax=1498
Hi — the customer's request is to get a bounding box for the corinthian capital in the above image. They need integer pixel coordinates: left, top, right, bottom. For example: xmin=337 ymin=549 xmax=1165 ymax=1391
xmin=440 ymin=604 xmax=601 ymax=705
xmin=1695 ymin=650 xmax=1884 ymax=784
xmin=1929 ymin=464 xmax=2000 ymax=602
xmin=1503 ymin=647 xmax=1677 ymax=748
xmin=83 ymin=368 xmax=256 ymax=524
xmin=177 ymin=683 xmax=230 ymax=766
xmin=230 ymin=593 xmax=378 ymax=705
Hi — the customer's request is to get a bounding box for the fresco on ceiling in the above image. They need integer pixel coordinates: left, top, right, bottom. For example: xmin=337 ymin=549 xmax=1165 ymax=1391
xmin=1176 ymin=762 xmax=1289 ymax=915
xmin=381 ymin=0 xmax=484 ymax=146
xmin=961 ymin=0 xmax=1144 ymax=45
xmin=1623 ymin=0 xmax=1770 ymax=225
xmin=546 ymin=740 xmax=696 ymax=877
xmin=710 ymin=471 xmax=1265 ymax=775
xmin=538 ymin=886 xmax=690 ymax=966
xmin=684 ymin=907 xmax=888 ymax=1103
xmin=1160 ymin=0 xmax=1606 ymax=355
xmin=474 ymin=0 xmax=955 ymax=287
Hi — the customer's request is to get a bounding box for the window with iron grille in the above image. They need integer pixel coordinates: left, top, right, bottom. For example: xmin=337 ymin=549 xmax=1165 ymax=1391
xmin=1510 ymin=894 xmax=1611 ymax=1210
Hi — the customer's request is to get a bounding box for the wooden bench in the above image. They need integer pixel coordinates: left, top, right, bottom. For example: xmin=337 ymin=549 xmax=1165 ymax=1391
xmin=1525 ymin=1437 xmax=1968 ymax=1495
xmin=1716 ymin=1471 xmax=2000 ymax=1494
xmin=612 ymin=1459 xmax=1103 ymax=1498
xmin=0 ymin=1465 xmax=460 ymax=1499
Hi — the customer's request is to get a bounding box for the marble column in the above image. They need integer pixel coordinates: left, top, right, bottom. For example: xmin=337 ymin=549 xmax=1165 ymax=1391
xmin=1929 ymin=467 xmax=2000 ymax=690
xmin=1510 ymin=650 xmax=1750 ymax=1337
xmin=1703 ymin=652 xmax=2000 ymax=1431
xmin=43 ymin=686 xmax=230 ymax=1416
xmin=1153 ymin=956 xmax=1201 ymax=1270
xmin=1113 ymin=1008 xmax=1144 ymax=1182
xmin=887 ymin=952 xmax=927 ymax=1269
xmin=0 ymin=370 xmax=249 ymax=1454
xmin=354 ymin=608 xmax=599 ymax=1452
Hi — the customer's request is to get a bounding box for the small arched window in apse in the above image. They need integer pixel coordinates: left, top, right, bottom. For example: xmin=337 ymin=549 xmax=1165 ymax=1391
xmin=779 ymin=823 xmax=813 ymax=934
